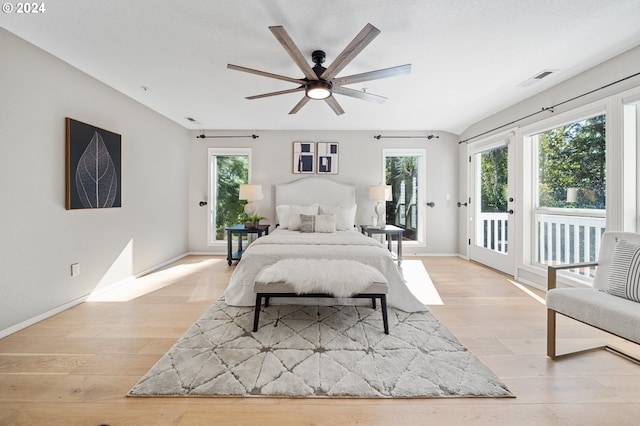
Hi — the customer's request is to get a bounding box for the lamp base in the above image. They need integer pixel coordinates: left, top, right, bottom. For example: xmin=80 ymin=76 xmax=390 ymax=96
xmin=374 ymin=201 xmax=386 ymax=228
xmin=244 ymin=202 xmax=256 ymax=216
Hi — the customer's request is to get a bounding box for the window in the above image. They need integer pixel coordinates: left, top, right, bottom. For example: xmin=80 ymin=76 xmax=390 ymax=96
xmin=477 ymin=144 xmax=509 ymax=254
xmin=383 ymin=149 xmax=426 ymax=243
xmin=208 ymin=148 xmax=251 ymax=244
xmin=532 ymin=114 xmax=606 ymax=272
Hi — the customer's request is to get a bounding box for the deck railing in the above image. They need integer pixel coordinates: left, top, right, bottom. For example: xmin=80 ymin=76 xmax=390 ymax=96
xmin=536 ymin=211 xmax=606 ymax=276
xmin=477 ymin=209 xmax=606 ymax=278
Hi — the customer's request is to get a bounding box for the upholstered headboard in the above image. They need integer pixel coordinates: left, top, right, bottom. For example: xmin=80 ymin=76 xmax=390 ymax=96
xmin=275 ymin=177 xmax=356 ymax=207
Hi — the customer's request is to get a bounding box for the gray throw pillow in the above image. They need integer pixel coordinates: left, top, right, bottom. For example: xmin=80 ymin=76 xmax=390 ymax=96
xmin=299 ymin=214 xmax=336 ymax=233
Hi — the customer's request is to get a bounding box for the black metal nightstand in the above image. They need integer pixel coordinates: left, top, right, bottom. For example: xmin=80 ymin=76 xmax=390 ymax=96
xmin=226 ymin=224 xmax=270 ymax=265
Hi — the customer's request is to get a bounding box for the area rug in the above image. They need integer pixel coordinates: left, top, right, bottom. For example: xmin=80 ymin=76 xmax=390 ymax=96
xmin=129 ymin=299 xmax=513 ymax=398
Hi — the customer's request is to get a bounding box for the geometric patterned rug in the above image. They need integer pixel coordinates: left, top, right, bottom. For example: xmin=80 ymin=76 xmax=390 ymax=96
xmin=129 ymin=299 xmax=513 ymax=398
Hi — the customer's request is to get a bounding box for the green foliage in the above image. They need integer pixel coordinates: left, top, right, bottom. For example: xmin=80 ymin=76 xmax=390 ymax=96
xmin=538 ymin=114 xmax=606 ymax=209
xmin=480 ymin=146 xmax=508 ymax=213
xmin=385 ymin=156 xmax=419 ymax=240
xmin=215 ymin=156 xmax=249 ymax=239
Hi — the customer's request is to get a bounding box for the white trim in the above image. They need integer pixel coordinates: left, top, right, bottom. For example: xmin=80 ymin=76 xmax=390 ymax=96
xmin=382 ymin=148 xmax=427 ymax=246
xmin=0 ymin=295 xmax=88 ymax=339
xmin=467 ymin=132 xmax=516 ymax=275
xmin=208 ymin=147 xmax=253 ymax=245
xmin=86 ymin=252 xmax=189 ymax=300
xmin=0 ymin=252 xmax=190 ymax=339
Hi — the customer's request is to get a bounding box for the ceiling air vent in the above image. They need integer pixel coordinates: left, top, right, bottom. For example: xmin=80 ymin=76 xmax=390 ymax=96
xmin=517 ymin=69 xmax=558 ymax=87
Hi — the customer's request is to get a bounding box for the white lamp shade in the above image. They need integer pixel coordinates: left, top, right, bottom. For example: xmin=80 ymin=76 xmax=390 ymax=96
xmin=239 ymin=184 xmax=263 ymax=201
xmin=369 ymin=185 xmax=392 ymax=201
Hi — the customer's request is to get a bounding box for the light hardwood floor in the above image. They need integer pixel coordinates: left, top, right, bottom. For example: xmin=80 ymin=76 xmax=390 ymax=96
xmin=2 ymin=256 xmax=640 ymax=425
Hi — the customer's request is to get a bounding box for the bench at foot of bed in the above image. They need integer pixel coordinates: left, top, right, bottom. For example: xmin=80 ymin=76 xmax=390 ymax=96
xmin=252 ymin=262 xmax=390 ymax=334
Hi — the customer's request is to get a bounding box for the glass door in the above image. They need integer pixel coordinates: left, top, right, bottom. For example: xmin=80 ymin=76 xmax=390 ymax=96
xmin=468 ymin=139 xmax=515 ymax=275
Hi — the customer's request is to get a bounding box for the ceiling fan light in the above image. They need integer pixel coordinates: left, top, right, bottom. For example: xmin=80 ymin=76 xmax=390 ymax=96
xmin=306 ymin=80 xmax=332 ymax=100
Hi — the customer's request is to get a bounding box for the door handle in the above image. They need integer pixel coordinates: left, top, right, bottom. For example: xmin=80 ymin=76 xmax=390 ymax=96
xmin=427 ymin=202 xmax=435 ymax=208
xmin=508 ymin=209 xmax=514 ymax=215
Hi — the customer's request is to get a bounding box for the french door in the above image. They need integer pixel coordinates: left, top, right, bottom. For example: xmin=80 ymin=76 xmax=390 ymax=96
xmin=468 ymin=138 xmax=515 ymax=275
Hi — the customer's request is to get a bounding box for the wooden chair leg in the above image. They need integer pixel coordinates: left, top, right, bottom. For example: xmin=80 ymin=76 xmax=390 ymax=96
xmin=253 ymin=294 xmax=262 ymax=332
xmin=547 ymin=308 xmax=556 ymax=358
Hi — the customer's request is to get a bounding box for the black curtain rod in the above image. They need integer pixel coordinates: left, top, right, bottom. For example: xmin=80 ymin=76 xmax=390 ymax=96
xmin=459 ymin=71 xmax=640 ymax=144
xmin=374 ymin=135 xmax=439 ymax=140
xmin=196 ymin=134 xmax=259 ymax=139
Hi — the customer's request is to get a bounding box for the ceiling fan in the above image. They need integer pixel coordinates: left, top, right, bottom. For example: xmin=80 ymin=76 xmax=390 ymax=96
xmin=227 ymin=23 xmax=411 ymax=115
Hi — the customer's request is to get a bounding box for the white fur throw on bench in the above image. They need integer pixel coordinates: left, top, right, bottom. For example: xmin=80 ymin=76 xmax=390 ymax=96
xmin=254 ymin=259 xmax=388 ymax=298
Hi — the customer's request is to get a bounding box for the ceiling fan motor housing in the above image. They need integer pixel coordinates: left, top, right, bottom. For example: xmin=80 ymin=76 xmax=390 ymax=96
xmin=311 ymin=50 xmax=327 ymax=78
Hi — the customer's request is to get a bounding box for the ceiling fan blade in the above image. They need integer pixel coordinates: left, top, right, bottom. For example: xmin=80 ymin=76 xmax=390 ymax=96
xmin=325 ymin=96 xmax=345 ymax=115
xmin=332 ymin=86 xmax=387 ymax=103
xmin=227 ymin=64 xmax=305 ymax=85
xmin=320 ymin=23 xmax=381 ymax=81
xmin=246 ymin=86 xmax=305 ymax=100
xmin=269 ymin=26 xmax=318 ymax=81
xmin=289 ymin=96 xmax=311 ymax=114
xmin=332 ymin=64 xmax=411 ymax=86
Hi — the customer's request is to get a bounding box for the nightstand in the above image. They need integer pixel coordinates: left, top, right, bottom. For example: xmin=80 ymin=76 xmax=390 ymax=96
xmin=226 ymin=224 xmax=270 ymax=265
xmin=360 ymin=224 xmax=404 ymax=264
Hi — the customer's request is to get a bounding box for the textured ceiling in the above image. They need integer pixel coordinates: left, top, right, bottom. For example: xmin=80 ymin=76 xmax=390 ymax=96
xmin=2 ymin=0 xmax=640 ymax=133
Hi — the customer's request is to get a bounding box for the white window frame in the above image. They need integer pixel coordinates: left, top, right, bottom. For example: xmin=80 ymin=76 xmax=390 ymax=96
xmin=382 ymin=148 xmax=427 ymax=246
xmin=208 ymin=147 xmax=252 ymax=246
xmin=520 ymin=102 xmax=608 ymax=284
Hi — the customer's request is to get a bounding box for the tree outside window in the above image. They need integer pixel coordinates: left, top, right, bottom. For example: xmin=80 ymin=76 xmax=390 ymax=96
xmin=538 ymin=114 xmax=606 ymax=209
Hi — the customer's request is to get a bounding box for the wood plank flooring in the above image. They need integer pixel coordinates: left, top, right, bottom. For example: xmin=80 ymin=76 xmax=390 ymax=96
xmin=2 ymin=256 xmax=640 ymax=425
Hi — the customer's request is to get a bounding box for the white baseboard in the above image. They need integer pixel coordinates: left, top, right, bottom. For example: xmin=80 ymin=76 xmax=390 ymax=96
xmin=86 ymin=252 xmax=190 ymax=300
xmin=0 ymin=295 xmax=88 ymax=339
xmin=0 ymin=252 xmax=190 ymax=339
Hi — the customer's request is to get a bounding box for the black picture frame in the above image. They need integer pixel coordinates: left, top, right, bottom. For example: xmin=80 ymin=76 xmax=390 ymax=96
xmin=292 ymin=142 xmax=315 ymax=174
xmin=66 ymin=118 xmax=121 ymax=210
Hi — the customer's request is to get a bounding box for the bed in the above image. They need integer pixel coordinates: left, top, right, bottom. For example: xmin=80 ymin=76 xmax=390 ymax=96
xmin=223 ymin=177 xmax=427 ymax=313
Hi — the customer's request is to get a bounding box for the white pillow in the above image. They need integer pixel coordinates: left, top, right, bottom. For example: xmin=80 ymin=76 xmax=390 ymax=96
xmin=319 ymin=204 xmax=357 ymax=230
xmin=276 ymin=205 xmax=290 ymax=228
xmin=299 ymin=214 xmax=336 ymax=233
xmin=288 ymin=204 xmax=319 ymax=231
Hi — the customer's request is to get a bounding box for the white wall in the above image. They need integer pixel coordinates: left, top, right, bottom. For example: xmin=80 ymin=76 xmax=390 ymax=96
xmin=0 ymin=29 xmax=190 ymax=336
xmin=460 ymin=45 xmax=640 ymax=142
xmin=188 ymin=130 xmax=459 ymax=255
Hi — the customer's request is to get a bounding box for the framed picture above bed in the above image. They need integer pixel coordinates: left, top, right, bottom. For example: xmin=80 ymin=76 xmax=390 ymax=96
xmin=292 ymin=142 xmax=315 ymax=174
xmin=317 ymin=142 xmax=339 ymax=175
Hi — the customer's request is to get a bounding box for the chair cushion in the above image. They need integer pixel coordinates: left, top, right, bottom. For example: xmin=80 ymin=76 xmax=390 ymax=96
xmin=546 ymin=287 xmax=640 ymax=343
xmin=606 ymin=239 xmax=640 ymax=302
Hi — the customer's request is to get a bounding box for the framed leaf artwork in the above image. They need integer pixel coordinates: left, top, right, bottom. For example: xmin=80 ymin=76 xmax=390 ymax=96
xmin=65 ymin=118 xmax=122 ymax=209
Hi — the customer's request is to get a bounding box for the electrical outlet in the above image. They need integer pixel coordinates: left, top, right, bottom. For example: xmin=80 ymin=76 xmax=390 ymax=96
xmin=71 ymin=263 xmax=80 ymax=277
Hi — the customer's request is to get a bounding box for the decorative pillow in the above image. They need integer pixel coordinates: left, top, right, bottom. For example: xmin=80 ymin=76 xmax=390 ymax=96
xmin=276 ymin=205 xmax=290 ymax=228
xmin=319 ymin=204 xmax=357 ymax=230
xmin=606 ymin=239 xmax=640 ymax=302
xmin=300 ymin=214 xmax=336 ymax=233
xmin=288 ymin=204 xmax=318 ymax=231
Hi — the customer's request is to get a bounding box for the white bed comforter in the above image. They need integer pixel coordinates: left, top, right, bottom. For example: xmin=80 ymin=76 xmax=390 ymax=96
xmin=223 ymin=229 xmax=427 ymax=312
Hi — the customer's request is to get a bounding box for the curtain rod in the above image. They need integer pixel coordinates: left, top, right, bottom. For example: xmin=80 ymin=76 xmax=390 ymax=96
xmin=459 ymin=71 xmax=640 ymax=144
xmin=374 ymin=135 xmax=439 ymax=140
xmin=196 ymin=134 xmax=259 ymax=139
